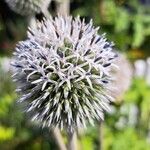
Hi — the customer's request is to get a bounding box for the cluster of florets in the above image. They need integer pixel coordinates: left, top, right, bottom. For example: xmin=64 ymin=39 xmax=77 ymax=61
xmin=12 ymin=16 xmax=117 ymax=131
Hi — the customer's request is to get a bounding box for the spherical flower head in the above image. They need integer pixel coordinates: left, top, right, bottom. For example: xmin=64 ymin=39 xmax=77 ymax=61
xmin=12 ymin=16 xmax=117 ymax=131
xmin=6 ymin=0 xmax=46 ymax=15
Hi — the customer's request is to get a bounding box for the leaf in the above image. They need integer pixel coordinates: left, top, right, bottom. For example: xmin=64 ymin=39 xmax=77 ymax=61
xmin=132 ymin=15 xmax=144 ymax=48
xmin=0 ymin=126 xmax=15 ymax=141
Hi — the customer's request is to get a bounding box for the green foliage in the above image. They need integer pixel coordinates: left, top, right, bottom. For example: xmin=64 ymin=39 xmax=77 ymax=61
xmin=80 ymin=126 xmax=99 ymax=150
xmin=124 ymin=78 xmax=150 ymax=131
xmin=0 ymin=126 xmax=15 ymax=141
xmin=80 ymin=136 xmax=94 ymax=150
xmin=103 ymin=78 xmax=150 ymax=149
xmin=0 ymin=95 xmax=14 ymax=116
xmin=124 ymin=78 xmax=150 ymax=103
xmin=132 ymin=15 xmax=145 ymax=47
xmin=104 ymin=127 xmax=150 ymax=150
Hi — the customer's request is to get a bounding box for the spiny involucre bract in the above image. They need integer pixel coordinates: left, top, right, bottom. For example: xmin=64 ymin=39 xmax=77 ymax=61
xmin=12 ymin=16 xmax=117 ymax=131
xmin=6 ymin=0 xmax=50 ymax=15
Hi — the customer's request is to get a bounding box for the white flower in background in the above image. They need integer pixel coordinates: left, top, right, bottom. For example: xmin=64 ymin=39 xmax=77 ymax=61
xmin=134 ymin=59 xmax=146 ymax=78
xmin=115 ymin=104 xmax=138 ymax=129
xmin=0 ymin=57 xmax=12 ymax=72
xmin=134 ymin=58 xmax=150 ymax=85
xmin=12 ymin=16 xmax=117 ymax=131
xmin=146 ymin=58 xmax=150 ymax=85
xmin=109 ymin=53 xmax=133 ymax=102
xmin=6 ymin=0 xmax=51 ymax=16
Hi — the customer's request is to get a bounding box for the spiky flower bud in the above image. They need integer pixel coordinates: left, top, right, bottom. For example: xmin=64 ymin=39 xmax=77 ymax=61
xmin=12 ymin=16 xmax=117 ymax=131
xmin=6 ymin=0 xmax=51 ymax=15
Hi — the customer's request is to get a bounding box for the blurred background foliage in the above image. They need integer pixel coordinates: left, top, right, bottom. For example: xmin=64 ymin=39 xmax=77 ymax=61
xmin=0 ymin=0 xmax=150 ymax=149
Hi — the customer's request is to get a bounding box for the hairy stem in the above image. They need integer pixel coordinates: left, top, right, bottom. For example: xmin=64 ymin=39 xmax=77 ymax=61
xmin=56 ymin=0 xmax=70 ymax=16
xmin=99 ymin=122 xmax=103 ymax=150
xmin=68 ymin=131 xmax=77 ymax=150
xmin=52 ymin=128 xmax=67 ymax=150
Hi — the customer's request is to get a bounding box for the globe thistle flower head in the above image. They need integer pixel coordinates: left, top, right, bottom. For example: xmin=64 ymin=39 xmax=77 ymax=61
xmin=12 ymin=16 xmax=117 ymax=131
xmin=6 ymin=0 xmax=45 ymax=15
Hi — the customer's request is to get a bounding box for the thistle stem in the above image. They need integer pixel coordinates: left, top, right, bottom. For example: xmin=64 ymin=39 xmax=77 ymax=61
xmin=56 ymin=0 xmax=70 ymax=16
xmin=68 ymin=131 xmax=77 ymax=150
xmin=52 ymin=128 xmax=67 ymax=150
xmin=99 ymin=122 xmax=103 ymax=150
